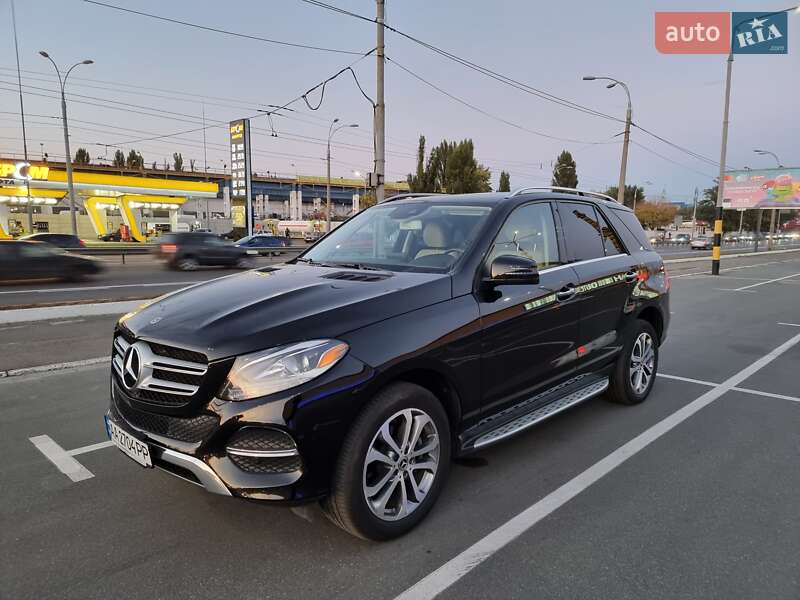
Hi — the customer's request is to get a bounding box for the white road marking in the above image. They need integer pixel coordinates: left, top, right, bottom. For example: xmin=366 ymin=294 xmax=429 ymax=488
xmin=734 ymin=273 xmax=800 ymax=291
xmin=778 ymin=322 xmax=800 ymax=327
xmin=731 ymin=387 xmax=800 ymax=404
xmin=715 ymin=288 xmax=757 ymax=293
xmin=395 ymin=331 xmax=800 ymax=600
xmin=0 ymin=281 xmax=189 ymax=295
xmin=1 ymin=356 xmax=108 ymax=378
xmin=51 ymin=319 xmax=86 ymax=325
xmin=0 ymin=301 xmax=141 ymax=325
xmin=0 ymin=324 xmax=26 ymax=331
xmin=657 ymin=373 xmax=717 ymax=386
xmin=68 ymin=440 xmax=114 ymax=456
xmin=29 ymin=435 xmax=94 ymax=482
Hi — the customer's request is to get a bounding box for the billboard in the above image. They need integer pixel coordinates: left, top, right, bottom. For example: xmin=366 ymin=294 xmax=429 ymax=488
xmin=722 ymin=168 xmax=800 ymax=210
xmin=229 ymin=119 xmax=253 ymax=234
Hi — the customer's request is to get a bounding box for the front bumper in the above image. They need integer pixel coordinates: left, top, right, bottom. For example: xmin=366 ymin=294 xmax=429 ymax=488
xmin=107 ymin=384 xmax=305 ymax=501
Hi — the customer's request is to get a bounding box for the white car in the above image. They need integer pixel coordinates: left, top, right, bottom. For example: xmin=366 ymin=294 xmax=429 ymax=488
xmin=690 ymin=236 xmax=713 ymax=250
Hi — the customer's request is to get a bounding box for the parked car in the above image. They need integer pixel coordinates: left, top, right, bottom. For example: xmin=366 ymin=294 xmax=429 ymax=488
xmin=0 ymin=240 xmax=102 ymax=282
xmin=107 ymin=189 xmax=669 ymax=540
xmin=154 ymin=232 xmax=254 ymax=271
xmin=19 ymin=233 xmax=86 ymax=248
xmin=234 ymin=234 xmax=291 ymax=256
xmin=690 ymin=236 xmax=713 ymax=250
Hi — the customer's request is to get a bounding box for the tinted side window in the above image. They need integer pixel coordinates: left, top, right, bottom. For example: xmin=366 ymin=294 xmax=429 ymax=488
xmin=558 ymin=202 xmax=605 ymax=262
xmin=608 ymin=208 xmax=653 ymax=251
xmin=596 ymin=209 xmax=626 ymax=256
xmin=488 ymin=202 xmax=560 ymax=269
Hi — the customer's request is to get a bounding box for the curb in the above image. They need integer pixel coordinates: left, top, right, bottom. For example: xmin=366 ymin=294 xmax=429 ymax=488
xmin=1 ymin=356 xmax=109 ymax=378
xmin=663 ymin=247 xmax=800 ymax=265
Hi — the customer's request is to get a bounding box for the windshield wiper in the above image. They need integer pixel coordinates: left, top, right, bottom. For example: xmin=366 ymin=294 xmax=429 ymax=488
xmin=327 ymin=262 xmax=385 ymax=271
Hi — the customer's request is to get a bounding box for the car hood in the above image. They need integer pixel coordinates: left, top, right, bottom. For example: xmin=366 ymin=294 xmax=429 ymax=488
xmin=121 ymin=264 xmax=452 ymax=361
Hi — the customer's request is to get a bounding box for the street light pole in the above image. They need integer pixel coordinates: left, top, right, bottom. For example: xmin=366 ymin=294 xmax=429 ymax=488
xmin=754 ymin=148 xmax=784 ymax=249
xmin=753 ymin=149 xmax=783 ymax=168
xmin=39 ymin=51 xmax=93 ymax=238
xmin=375 ymin=0 xmax=386 ymax=203
xmin=327 ymin=120 xmax=358 ymax=233
xmin=10 ymin=0 xmax=34 ymax=234
xmin=583 ymin=76 xmax=632 ymax=206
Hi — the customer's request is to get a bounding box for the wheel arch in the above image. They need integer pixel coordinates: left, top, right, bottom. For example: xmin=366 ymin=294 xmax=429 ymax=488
xmin=637 ymin=305 xmax=664 ymax=343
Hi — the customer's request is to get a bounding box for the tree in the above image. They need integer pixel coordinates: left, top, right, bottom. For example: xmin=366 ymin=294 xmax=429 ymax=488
xmin=173 ymin=152 xmax=183 ymax=171
xmin=126 ymin=149 xmax=144 ymax=169
xmin=604 ymin=184 xmax=644 ymax=208
xmin=361 ymin=191 xmax=377 ymax=209
xmin=406 ymin=136 xmax=491 ymax=194
xmin=498 ymin=171 xmax=510 ymax=192
xmin=634 ymin=201 xmax=678 ymax=229
xmin=551 ymin=150 xmax=578 ymax=188
xmin=112 ymin=149 xmax=125 ymax=168
xmin=73 ymin=147 xmax=91 ymax=165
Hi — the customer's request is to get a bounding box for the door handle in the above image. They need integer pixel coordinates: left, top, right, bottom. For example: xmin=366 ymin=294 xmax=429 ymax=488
xmin=556 ymin=284 xmax=577 ymax=302
xmin=624 ymin=270 xmax=639 ymax=283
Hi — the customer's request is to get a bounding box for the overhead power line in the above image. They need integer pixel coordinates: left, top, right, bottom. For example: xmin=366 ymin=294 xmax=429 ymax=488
xmin=83 ymin=0 xmax=364 ymax=55
xmin=630 ymin=139 xmax=715 ymax=180
xmin=299 ymin=0 xmax=722 ymax=169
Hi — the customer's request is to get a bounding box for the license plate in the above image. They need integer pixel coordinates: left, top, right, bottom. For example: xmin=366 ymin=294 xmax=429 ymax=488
xmin=105 ymin=416 xmax=153 ymax=468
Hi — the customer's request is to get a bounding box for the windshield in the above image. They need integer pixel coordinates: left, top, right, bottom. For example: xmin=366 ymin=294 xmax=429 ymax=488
xmin=300 ymin=202 xmax=493 ymax=272
xmin=235 ymin=236 xmax=252 ymax=244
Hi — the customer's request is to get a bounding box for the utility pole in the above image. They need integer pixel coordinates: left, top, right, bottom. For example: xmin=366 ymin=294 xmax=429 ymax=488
xmin=711 ymin=52 xmax=733 ymax=276
xmin=582 ymin=75 xmax=631 ymax=206
xmin=40 ymin=51 xmax=93 ymax=238
xmin=375 ymin=0 xmax=386 ymax=203
xmin=11 ymin=0 xmax=33 ymax=233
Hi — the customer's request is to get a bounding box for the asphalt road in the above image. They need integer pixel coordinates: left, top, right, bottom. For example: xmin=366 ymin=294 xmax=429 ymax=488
xmin=1 ymin=255 xmax=800 ymax=598
xmin=1 ymin=245 xmax=798 ymax=309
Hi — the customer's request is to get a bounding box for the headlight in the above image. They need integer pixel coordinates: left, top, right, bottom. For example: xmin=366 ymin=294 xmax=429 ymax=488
xmin=218 ymin=339 xmax=349 ymax=401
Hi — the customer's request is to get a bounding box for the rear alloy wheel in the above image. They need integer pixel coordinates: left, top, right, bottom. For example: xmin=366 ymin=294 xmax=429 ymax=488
xmin=607 ymin=319 xmax=659 ymax=405
xmin=177 ymin=257 xmax=198 ymax=271
xmin=323 ymin=382 xmax=450 ymax=540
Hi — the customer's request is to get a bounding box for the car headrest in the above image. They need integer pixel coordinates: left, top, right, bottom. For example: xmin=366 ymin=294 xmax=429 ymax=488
xmin=422 ymin=222 xmax=448 ymax=248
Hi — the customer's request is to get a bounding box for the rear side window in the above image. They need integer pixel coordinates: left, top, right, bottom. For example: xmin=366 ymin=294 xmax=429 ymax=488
xmin=558 ymin=202 xmax=605 ymax=262
xmin=595 ymin=209 xmax=626 ymax=256
xmin=608 ymin=208 xmax=653 ymax=251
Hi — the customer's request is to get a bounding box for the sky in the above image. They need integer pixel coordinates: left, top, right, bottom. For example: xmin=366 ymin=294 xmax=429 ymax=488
xmin=1 ymin=0 xmax=798 ymax=203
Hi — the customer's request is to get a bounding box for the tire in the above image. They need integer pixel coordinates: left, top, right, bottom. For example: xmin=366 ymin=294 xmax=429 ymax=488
xmin=323 ymin=382 xmax=451 ymax=540
xmin=176 ymin=256 xmax=198 ymax=271
xmin=606 ymin=319 xmax=659 ymax=405
xmin=235 ymin=257 xmax=255 ymax=269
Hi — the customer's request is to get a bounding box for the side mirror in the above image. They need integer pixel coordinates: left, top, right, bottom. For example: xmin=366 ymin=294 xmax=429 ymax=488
xmin=485 ymin=255 xmax=540 ymax=286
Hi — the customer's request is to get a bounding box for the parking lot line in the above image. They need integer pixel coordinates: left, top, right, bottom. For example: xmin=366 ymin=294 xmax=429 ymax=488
xmin=730 ymin=387 xmax=800 ymax=404
xmin=657 ymin=373 xmax=716 ymax=386
xmin=1 ymin=357 xmax=108 ymax=378
xmin=734 ymin=273 xmax=800 ymax=291
xmin=778 ymin=322 xmax=800 ymax=327
xmin=29 ymin=435 xmax=95 ymax=482
xmin=68 ymin=440 xmax=114 ymax=456
xmin=395 ymin=331 xmax=800 ymax=600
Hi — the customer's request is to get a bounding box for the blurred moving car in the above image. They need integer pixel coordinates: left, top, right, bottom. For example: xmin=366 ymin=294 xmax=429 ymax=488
xmin=690 ymin=236 xmax=713 ymax=250
xmin=19 ymin=233 xmax=86 ymax=248
xmin=304 ymin=231 xmax=323 ymax=243
xmin=234 ymin=234 xmax=291 ymax=256
xmin=155 ymin=232 xmax=254 ymax=271
xmin=0 ymin=240 xmax=102 ymax=282
xmin=673 ymin=233 xmax=691 ymax=244
xmin=98 ymin=231 xmax=123 ymax=242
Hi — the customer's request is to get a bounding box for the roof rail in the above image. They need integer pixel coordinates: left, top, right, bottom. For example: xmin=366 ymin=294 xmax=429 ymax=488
xmin=383 ymin=192 xmax=447 ymax=202
xmin=509 ymin=186 xmax=619 ymax=203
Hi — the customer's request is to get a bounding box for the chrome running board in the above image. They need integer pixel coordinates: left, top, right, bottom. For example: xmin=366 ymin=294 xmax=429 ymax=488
xmin=472 ymin=378 xmax=609 ymax=449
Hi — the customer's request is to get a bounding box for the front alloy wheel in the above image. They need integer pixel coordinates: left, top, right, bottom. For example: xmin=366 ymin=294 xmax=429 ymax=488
xmin=363 ymin=408 xmax=440 ymax=521
xmin=323 ymin=382 xmax=451 ymax=540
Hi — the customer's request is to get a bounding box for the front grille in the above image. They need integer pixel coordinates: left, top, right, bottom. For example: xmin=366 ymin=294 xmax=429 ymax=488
xmin=227 ymin=428 xmax=296 ymax=453
xmin=229 ymin=453 xmax=302 ymax=474
xmin=152 ymin=369 xmax=204 ymax=386
xmin=149 ymin=342 xmax=206 ymax=364
xmin=112 ymin=392 xmax=218 ymax=443
xmin=112 ymin=336 xmax=208 ymax=407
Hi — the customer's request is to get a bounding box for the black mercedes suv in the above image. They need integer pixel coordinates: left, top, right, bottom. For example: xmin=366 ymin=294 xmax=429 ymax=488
xmin=106 ymin=188 xmax=669 ymax=540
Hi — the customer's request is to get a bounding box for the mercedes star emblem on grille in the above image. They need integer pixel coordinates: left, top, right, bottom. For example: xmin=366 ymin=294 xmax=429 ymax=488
xmin=122 ymin=346 xmax=141 ymax=390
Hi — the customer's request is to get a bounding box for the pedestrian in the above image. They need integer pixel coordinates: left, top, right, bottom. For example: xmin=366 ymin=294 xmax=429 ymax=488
xmin=285 ymin=227 xmax=290 ymax=239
